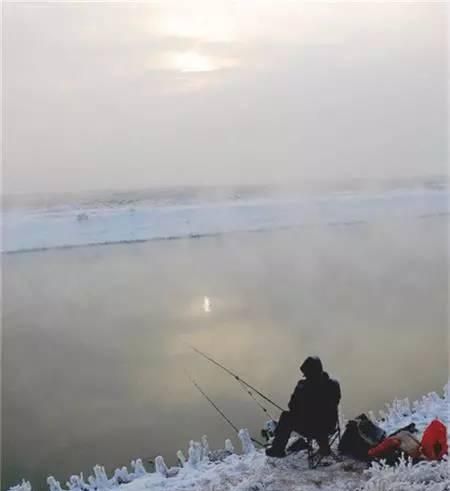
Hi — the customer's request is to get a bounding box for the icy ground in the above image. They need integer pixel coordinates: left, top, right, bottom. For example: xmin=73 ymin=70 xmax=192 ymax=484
xmin=3 ymin=188 xmax=448 ymax=253
xmin=10 ymin=383 xmax=449 ymax=491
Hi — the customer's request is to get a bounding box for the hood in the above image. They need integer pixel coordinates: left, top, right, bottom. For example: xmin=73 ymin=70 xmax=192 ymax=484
xmin=300 ymin=356 xmax=323 ymax=379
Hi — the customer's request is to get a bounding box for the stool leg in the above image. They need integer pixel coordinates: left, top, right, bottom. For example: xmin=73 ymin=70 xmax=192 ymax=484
xmin=307 ymin=439 xmax=314 ymax=469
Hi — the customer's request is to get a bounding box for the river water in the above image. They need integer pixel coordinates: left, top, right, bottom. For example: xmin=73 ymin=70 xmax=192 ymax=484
xmin=2 ymin=188 xmax=448 ymax=490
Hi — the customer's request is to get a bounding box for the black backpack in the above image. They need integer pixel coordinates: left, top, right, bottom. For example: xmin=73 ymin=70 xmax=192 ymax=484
xmin=338 ymin=414 xmax=386 ymax=460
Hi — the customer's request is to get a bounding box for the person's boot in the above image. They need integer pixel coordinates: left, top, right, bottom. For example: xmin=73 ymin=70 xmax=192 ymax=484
xmin=317 ymin=437 xmax=331 ymax=457
xmin=318 ymin=442 xmax=331 ymax=457
xmin=265 ymin=411 xmax=293 ymax=458
xmin=265 ymin=446 xmax=287 ymax=458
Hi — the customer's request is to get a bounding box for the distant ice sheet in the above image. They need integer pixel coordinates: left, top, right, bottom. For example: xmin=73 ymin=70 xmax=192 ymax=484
xmin=2 ymin=189 xmax=448 ymax=254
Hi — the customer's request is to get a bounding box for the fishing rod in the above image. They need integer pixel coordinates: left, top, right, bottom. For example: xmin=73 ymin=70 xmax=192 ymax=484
xmin=194 ymin=345 xmax=276 ymax=419
xmin=186 ymin=372 xmax=264 ymax=448
xmin=186 ymin=372 xmax=239 ymax=434
xmin=191 ymin=346 xmax=286 ymax=413
xmin=235 ymin=378 xmax=276 ymax=420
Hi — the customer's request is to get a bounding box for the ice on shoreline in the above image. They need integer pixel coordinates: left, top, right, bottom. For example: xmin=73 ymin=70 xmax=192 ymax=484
xmin=3 ymin=189 xmax=449 ymax=254
xmin=8 ymin=381 xmax=449 ymax=491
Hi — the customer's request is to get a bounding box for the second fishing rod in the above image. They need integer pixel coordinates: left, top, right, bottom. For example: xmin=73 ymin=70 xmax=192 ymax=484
xmin=191 ymin=346 xmax=286 ymax=418
xmin=186 ymin=371 xmax=265 ymax=448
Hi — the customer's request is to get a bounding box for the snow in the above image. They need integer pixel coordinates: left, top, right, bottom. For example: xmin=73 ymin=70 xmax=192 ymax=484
xmin=364 ymin=458 xmax=449 ymax=491
xmin=9 ymin=382 xmax=449 ymax=491
xmin=3 ymin=189 xmax=448 ymax=253
xmin=238 ymin=429 xmax=256 ymax=455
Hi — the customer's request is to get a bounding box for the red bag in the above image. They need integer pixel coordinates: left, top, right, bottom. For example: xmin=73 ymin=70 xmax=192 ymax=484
xmin=368 ymin=437 xmax=400 ymax=458
xmin=421 ymin=419 xmax=448 ymax=460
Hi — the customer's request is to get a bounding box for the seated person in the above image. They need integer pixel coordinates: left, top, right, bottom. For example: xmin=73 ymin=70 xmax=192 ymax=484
xmin=266 ymin=356 xmax=341 ymax=458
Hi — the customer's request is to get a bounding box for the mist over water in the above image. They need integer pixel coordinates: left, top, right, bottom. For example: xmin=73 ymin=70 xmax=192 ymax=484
xmin=3 ymin=2 xmax=447 ymax=490
xmin=2 ymin=214 xmax=448 ymax=490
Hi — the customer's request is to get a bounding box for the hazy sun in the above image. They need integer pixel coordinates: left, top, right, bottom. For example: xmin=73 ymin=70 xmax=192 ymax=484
xmin=170 ymin=51 xmax=216 ymax=73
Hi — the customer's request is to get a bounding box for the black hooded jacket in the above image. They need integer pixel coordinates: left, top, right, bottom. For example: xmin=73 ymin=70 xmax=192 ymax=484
xmin=288 ymin=357 xmax=341 ymax=434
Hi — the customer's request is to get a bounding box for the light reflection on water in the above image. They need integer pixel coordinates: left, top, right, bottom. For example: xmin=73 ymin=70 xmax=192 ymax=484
xmin=203 ymin=296 xmax=212 ymax=314
xmin=2 ymin=220 xmax=448 ymax=490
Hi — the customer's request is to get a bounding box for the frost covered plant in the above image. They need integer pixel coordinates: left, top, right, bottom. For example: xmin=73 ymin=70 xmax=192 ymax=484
xmin=47 ymin=477 xmax=63 ymax=491
xmin=375 ymin=385 xmax=449 ymax=437
xmin=154 ymin=457 xmax=169 ymax=478
xmin=363 ymin=456 xmax=450 ymax=491
xmin=154 ymin=457 xmax=179 ymax=479
xmin=112 ymin=467 xmax=132 ymax=486
xmin=238 ymin=429 xmax=255 ymax=455
xmin=66 ymin=474 xmax=90 ymax=491
xmin=6 ymin=382 xmax=448 ymax=491
xmin=130 ymin=459 xmax=147 ymax=478
xmin=176 ymin=450 xmax=187 ymax=467
xmin=225 ymin=439 xmax=234 ymax=454
xmin=91 ymin=465 xmax=110 ymax=490
xmin=188 ymin=441 xmax=203 ymax=468
xmin=8 ymin=481 xmax=32 ymax=491
xmin=201 ymin=435 xmax=210 ymax=460
xmin=444 ymin=382 xmax=449 ymax=402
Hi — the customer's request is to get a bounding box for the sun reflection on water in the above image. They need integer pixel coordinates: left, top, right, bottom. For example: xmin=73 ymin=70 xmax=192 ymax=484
xmin=203 ymin=296 xmax=211 ymax=313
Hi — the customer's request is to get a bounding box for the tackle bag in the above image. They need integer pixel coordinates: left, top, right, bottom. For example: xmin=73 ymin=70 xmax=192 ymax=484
xmin=338 ymin=414 xmax=386 ymax=460
xmin=368 ymin=430 xmax=421 ymax=463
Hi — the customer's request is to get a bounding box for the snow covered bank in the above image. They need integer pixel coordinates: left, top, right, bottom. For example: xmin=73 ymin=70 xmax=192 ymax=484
xmin=3 ymin=188 xmax=448 ymax=253
xmin=9 ymin=383 xmax=449 ymax=491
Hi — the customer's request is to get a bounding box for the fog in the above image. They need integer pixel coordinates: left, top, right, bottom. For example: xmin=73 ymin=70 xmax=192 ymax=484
xmin=2 ymin=2 xmax=449 ymax=490
xmin=3 ymin=1 xmax=447 ymax=195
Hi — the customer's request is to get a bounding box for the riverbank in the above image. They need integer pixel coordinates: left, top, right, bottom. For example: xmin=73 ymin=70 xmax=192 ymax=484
xmin=9 ymin=381 xmax=449 ymax=491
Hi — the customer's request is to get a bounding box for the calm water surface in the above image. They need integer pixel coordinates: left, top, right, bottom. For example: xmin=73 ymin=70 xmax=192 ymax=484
xmin=2 ymin=219 xmax=448 ymax=490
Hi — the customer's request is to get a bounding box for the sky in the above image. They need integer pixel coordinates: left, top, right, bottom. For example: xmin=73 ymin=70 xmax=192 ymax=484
xmin=3 ymin=1 xmax=448 ymax=195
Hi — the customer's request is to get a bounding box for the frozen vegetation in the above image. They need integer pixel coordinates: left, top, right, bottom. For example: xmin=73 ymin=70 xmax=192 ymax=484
xmin=8 ymin=382 xmax=449 ymax=491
